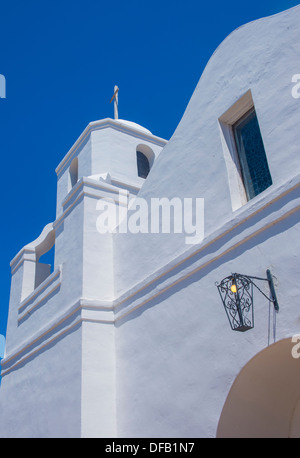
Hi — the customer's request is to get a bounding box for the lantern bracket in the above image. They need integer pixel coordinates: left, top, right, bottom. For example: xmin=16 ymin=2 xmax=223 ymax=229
xmin=215 ymin=269 xmax=279 ymax=332
xmin=234 ymin=270 xmax=279 ymax=312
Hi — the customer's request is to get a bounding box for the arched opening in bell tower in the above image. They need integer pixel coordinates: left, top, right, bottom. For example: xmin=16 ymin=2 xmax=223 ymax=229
xmin=136 ymin=144 xmax=155 ymax=179
xmin=68 ymin=157 xmax=78 ymax=190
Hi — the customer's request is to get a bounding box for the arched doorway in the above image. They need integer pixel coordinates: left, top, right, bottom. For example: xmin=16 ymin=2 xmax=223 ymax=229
xmin=217 ymin=338 xmax=300 ymax=438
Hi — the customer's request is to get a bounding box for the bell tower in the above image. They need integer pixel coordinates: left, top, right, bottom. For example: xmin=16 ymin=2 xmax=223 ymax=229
xmin=0 ymin=116 xmax=167 ymax=437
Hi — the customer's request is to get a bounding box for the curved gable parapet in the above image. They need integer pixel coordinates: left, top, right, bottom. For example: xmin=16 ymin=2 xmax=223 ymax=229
xmin=24 ymin=222 xmax=55 ymax=261
xmin=184 ymin=4 xmax=300 ymax=144
xmin=116 ymin=6 xmax=300 ymax=295
xmin=141 ymin=5 xmax=300 ymax=231
xmin=10 ymin=222 xmax=55 ymax=270
xmin=194 ymin=4 xmax=300 ymax=99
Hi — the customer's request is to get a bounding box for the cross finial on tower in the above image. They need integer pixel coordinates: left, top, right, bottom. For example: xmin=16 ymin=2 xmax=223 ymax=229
xmin=110 ymin=85 xmax=119 ymax=120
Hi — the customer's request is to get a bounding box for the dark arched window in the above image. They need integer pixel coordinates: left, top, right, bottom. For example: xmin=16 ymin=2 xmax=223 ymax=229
xmin=69 ymin=157 xmax=78 ymax=190
xmin=137 ymin=151 xmax=150 ymax=179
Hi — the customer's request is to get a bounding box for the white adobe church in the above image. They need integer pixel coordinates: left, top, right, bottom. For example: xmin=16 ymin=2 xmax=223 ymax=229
xmin=1 ymin=5 xmax=300 ymax=438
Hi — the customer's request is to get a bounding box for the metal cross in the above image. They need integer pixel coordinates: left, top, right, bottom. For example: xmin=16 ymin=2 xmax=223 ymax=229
xmin=110 ymin=85 xmax=119 ymax=119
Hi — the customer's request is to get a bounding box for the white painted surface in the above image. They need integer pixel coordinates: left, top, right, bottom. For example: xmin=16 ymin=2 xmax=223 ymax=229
xmin=0 ymin=117 xmax=166 ymax=437
xmin=114 ymin=5 xmax=300 ymax=296
xmin=113 ymin=4 xmax=300 ymax=437
xmin=0 ymin=5 xmax=300 ymax=438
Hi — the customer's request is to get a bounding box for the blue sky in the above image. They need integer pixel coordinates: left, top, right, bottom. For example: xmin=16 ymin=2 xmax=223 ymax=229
xmin=0 ymin=0 xmax=299 ymax=347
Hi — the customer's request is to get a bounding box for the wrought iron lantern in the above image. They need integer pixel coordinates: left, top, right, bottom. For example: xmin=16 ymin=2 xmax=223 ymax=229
xmin=216 ymin=269 xmax=279 ymax=332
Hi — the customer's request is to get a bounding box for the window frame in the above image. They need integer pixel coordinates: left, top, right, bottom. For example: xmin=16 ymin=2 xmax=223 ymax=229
xmin=232 ymin=107 xmax=272 ymax=202
xmin=218 ymin=90 xmax=272 ymax=211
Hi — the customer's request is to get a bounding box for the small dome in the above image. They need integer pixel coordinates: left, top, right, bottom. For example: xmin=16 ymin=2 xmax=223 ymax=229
xmin=115 ymin=119 xmax=152 ymax=135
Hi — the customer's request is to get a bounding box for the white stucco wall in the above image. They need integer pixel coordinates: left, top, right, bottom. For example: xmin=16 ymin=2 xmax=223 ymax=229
xmin=115 ymin=189 xmax=300 ymax=436
xmin=113 ymin=4 xmax=300 ymax=297
xmin=1 ymin=5 xmax=299 ymax=438
xmin=91 ymin=125 xmax=164 ymax=189
xmin=113 ymin=5 xmax=300 ymax=437
xmin=0 ymin=322 xmax=82 ymax=438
